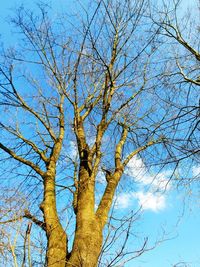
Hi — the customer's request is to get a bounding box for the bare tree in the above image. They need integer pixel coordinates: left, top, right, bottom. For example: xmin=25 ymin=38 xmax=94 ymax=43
xmin=158 ymin=0 xmax=200 ymax=85
xmin=148 ymin=0 xmax=200 ymax=169
xmin=0 ymin=1 xmax=196 ymax=266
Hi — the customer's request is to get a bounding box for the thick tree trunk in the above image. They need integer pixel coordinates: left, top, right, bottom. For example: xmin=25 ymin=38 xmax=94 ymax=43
xmin=46 ymin=224 xmax=67 ymax=267
xmin=66 ymin=218 xmax=103 ymax=267
xmin=66 ymin=166 xmax=103 ymax=267
xmin=41 ymin=168 xmax=67 ymax=267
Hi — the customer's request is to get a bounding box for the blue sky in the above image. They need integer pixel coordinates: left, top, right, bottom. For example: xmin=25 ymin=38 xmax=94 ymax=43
xmin=0 ymin=1 xmax=199 ymax=267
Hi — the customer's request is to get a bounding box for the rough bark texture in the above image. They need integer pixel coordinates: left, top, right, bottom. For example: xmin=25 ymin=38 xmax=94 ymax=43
xmin=65 ymin=163 xmax=103 ymax=267
xmin=67 ymin=218 xmax=103 ymax=267
xmin=41 ymin=165 xmax=68 ymax=267
xmin=65 ymin=165 xmax=123 ymax=267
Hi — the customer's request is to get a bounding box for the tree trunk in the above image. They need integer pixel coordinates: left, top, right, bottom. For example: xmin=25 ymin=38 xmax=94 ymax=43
xmin=41 ymin=168 xmax=68 ymax=267
xmin=66 ymin=218 xmax=103 ymax=267
xmin=46 ymin=224 xmax=67 ymax=267
xmin=66 ymin=166 xmax=103 ymax=267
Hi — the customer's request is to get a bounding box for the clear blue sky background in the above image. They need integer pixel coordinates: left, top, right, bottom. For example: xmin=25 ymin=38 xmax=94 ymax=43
xmin=0 ymin=1 xmax=199 ymax=267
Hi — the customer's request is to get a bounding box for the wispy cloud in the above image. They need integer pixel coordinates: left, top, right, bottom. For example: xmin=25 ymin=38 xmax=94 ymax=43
xmin=192 ymin=165 xmax=200 ymax=177
xmin=96 ymin=170 xmax=106 ymax=184
xmin=133 ymin=191 xmax=166 ymax=212
xmin=69 ymin=141 xmax=78 ymax=160
xmin=115 ymin=191 xmax=166 ymax=212
xmin=125 ymin=155 xmax=171 ymax=192
xmin=115 ymin=193 xmax=133 ymax=209
xmin=115 ymin=155 xmax=172 ymax=212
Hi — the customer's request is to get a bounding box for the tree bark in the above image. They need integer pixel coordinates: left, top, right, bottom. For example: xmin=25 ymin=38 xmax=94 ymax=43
xmin=66 ymin=167 xmax=103 ymax=267
xmin=41 ymin=166 xmax=68 ymax=267
xmin=67 ymin=217 xmax=103 ymax=267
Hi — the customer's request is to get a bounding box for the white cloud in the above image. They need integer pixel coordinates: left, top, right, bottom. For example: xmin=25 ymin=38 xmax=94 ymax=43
xmin=115 ymin=193 xmax=132 ymax=209
xmin=125 ymin=155 xmax=171 ymax=192
xmin=69 ymin=141 xmax=78 ymax=159
xmin=192 ymin=165 xmax=200 ymax=177
xmin=149 ymin=171 xmax=171 ymax=192
xmin=115 ymin=191 xmax=166 ymax=212
xmin=133 ymin=191 xmax=166 ymax=212
xmin=96 ymin=170 xmax=106 ymax=184
xmin=125 ymin=154 xmax=145 ymax=178
xmin=87 ymin=136 xmax=96 ymax=147
xmin=121 ymin=155 xmax=171 ymax=212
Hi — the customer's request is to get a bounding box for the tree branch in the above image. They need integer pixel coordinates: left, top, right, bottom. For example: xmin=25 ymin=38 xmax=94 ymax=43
xmin=0 ymin=142 xmax=44 ymax=176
